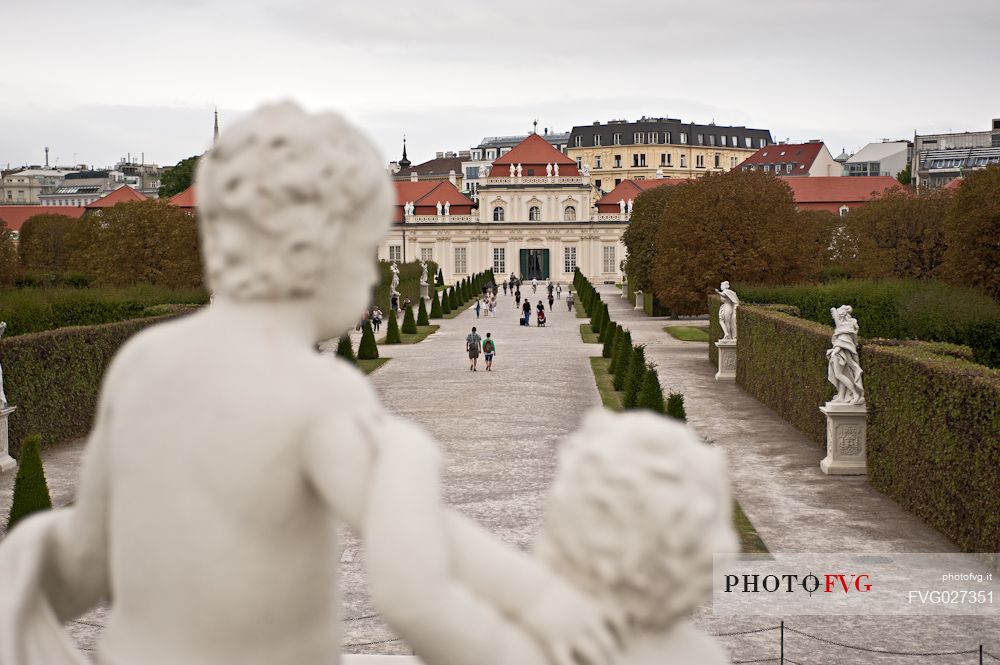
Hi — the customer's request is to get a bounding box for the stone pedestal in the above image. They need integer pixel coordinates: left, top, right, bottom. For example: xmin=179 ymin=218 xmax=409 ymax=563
xmin=634 ymin=290 xmax=644 ymax=310
xmin=621 ymin=278 xmax=628 ymax=298
xmin=715 ymin=339 xmax=737 ymax=381
xmin=1 ymin=405 xmax=17 ymax=475
xmin=419 ymin=282 xmax=429 ymax=301
xmin=819 ymin=402 xmax=868 ymax=475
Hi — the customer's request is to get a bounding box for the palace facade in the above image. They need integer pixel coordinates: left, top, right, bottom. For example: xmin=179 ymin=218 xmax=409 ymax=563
xmin=379 ymin=133 xmax=627 ymax=285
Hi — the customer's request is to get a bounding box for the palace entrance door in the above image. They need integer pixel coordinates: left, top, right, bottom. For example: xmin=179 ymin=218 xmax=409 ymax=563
xmin=519 ymin=249 xmax=549 ymax=280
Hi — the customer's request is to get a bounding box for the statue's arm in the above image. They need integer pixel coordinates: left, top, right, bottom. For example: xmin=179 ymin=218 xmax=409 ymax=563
xmin=42 ymin=385 xmax=114 ymax=620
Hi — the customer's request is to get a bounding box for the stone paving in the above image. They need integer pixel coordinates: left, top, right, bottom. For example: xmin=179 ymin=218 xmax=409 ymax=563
xmin=3 ymin=284 xmax=997 ymax=663
xmin=597 ymin=284 xmax=1000 ymax=663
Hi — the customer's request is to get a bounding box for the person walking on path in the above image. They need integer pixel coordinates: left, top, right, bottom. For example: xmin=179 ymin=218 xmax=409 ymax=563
xmin=502 ymin=281 xmax=508 ymax=296
xmin=521 ymin=300 xmax=531 ymax=326
xmin=556 ymin=283 xmax=562 ymax=300
xmin=371 ymin=306 xmax=383 ymax=332
xmin=466 ymin=326 xmax=482 ymax=371
xmin=474 ymin=298 xmax=482 ymax=318
xmin=531 ymin=278 xmax=538 ymax=294
xmin=482 ymin=333 xmax=496 ymax=371
xmin=514 ymin=289 xmax=521 ymax=309
xmin=547 ymin=281 xmax=554 ymax=297
xmin=548 ymin=293 xmax=554 ymax=311
xmin=489 ymin=296 xmax=497 ymax=318
xmin=566 ymin=291 xmax=574 ymax=311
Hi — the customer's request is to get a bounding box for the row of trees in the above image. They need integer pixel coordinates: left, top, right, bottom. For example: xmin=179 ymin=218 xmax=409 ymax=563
xmin=622 ymin=165 xmax=1000 ymax=314
xmin=1 ymin=201 xmax=202 ymax=288
xmin=573 ymin=270 xmax=686 ymax=418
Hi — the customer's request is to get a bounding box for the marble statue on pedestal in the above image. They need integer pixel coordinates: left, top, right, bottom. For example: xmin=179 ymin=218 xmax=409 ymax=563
xmin=390 ymin=261 xmax=401 ymax=294
xmin=546 ymin=163 xmax=552 ymax=177
xmin=626 ymin=199 xmax=633 ymax=214
xmin=443 ymin=201 xmax=450 ymax=216
xmin=420 ymin=261 xmax=429 ymax=286
xmin=826 ymin=305 xmax=864 ymax=404
xmin=0 ymin=101 xmax=636 ymax=665
xmin=367 ymin=410 xmax=736 ymax=665
xmin=619 ymin=199 xmax=626 ymax=214
xmin=0 ymin=321 xmax=7 ymax=407
xmin=715 ymin=281 xmax=739 ymax=341
xmin=509 ymin=163 xmax=516 ymax=178
xmin=516 ymin=163 xmax=523 ymax=177
xmin=553 ymin=163 xmax=559 ymax=177
xmin=436 ymin=201 xmax=443 ymax=216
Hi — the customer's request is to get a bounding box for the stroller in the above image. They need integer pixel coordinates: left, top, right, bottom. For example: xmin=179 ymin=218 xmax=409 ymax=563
xmin=536 ymin=310 xmax=546 ymax=327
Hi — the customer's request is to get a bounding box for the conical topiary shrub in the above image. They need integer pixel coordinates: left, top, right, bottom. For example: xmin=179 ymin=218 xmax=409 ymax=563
xmin=666 ymin=393 xmax=687 ymax=421
xmin=449 ymin=287 xmax=458 ymax=310
xmin=602 ymin=323 xmax=618 ymax=359
xmin=401 ymin=304 xmax=417 ymax=334
xmin=599 ymin=315 xmax=612 ymax=344
xmin=430 ymin=290 xmax=443 ymax=318
xmin=385 ymin=309 xmax=402 ymax=344
xmin=357 ymin=320 xmax=379 ymax=360
xmin=6 ymin=434 xmax=53 ymax=532
xmin=636 ymin=365 xmax=666 ymax=414
xmin=417 ymin=298 xmax=430 ymax=326
xmin=623 ymin=345 xmax=647 ymax=409
xmin=591 ymin=298 xmax=604 ymax=333
xmin=336 ymin=333 xmax=356 ymax=363
xmin=440 ymin=288 xmax=451 ymax=315
xmin=436 ymin=268 xmax=444 ymax=287
xmin=609 ymin=325 xmax=625 ymax=372
xmin=612 ymin=331 xmax=633 ymax=390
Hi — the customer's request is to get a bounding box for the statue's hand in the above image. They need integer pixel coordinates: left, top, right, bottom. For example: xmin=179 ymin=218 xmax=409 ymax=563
xmin=518 ymin=576 xmax=627 ymax=665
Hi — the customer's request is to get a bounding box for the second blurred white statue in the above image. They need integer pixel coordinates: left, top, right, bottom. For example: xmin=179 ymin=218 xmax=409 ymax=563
xmin=368 ymin=410 xmax=736 ymax=665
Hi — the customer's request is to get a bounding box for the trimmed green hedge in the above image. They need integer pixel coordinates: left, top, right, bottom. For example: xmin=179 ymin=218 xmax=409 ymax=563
xmin=864 ymin=342 xmax=1000 ymax=552
xmin=736 ymin=279 xmax=1000 ymax=368
xmin=0 ymin=285 xmax=208 ymax=337
xmin=3 ymin=313 xmax=188 ymax=455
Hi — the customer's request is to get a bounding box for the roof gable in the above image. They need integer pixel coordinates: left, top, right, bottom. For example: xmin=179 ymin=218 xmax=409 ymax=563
xmin=492 ymin=133 xmax=577 ymax=173
xmin=739 ymin=142 xmax=825 ymax=170
xmin=168 ymin=185 xmax=196 ymax=208
xmin=85 ymin=185 xmax=148 ymax=209
xmin=0 ymin=206 xmax=86 ymax=232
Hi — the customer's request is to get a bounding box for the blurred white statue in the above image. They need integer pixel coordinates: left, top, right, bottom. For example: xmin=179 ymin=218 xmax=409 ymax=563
xmin=827 ymin=305 xmax=864 ymax=404
xmin=509 ymin=163 xmax=516 ymax=178
xmin=0 ymin=321 xmax=7 ymax=407
xmin=444 ymin=201 xmax=450 ymax=216
xmin=715 ymin=281 xmax=739 ymax=341
xmin=0 ymin=102 xmax=624 ymax=665
xmin=436 ymin=200 xmax=443 ymax=216
xmin=553 ymin=163 xmax=559 ymax=177
xmin=626 ymin=199 xmax=633 ymax=214
xmin=546 ymin=163 xmax=553 ymax=177
xmin=367 ymin=410 xmax=736 ymax=665
xmin=619 ymin=199 xmax=626 ymax=214
xmin=516 ymin=163 xmax=523 ymax=177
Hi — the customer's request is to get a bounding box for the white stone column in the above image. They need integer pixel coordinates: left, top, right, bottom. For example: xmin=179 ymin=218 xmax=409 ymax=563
xmin=819 ymin=402 xmax=868 ymax=475
xmin=634 ymin=290 xmax=643 ymax=310
xmin=0 ymin=405 xmax=17 ymax=475
xmin=715 ymin=340 xmax=737 ymax=381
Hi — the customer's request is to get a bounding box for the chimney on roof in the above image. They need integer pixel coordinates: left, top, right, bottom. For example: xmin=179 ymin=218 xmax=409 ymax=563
xmin=436 ymin=152 xmax=444 ymax=159
xmin=593 ymin=121 xmax=600 ymax=126
xmin=410 ymin=172 xmax=418 ymax=182
xmin=45 ymin=147 xmax=49 ymax=168
xmin=544 ymin=127 xmax=549 ymax=135
xmin=449 ymin=170 xmax=456 ymax=186
xmin=214 ymin=108 xmax=219 ymax=143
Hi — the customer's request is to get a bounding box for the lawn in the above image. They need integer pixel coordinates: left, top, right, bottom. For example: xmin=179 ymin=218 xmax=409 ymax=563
xmin=664 ymin=325 xmax=709 ymax=342
xmin=587 ymin=357 xmax=768 ymax=553
xmin=358 ymin=358 xmax=390 ymax=375
xmin=379 ymin=325 xmax=440 ymax=345
xmin=580 ymin=323 xmax=600 ymax=344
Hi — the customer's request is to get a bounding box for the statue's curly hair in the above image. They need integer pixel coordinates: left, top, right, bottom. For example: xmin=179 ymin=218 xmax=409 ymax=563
xmin=538 ymin=410 xmax=737 ymax=632
xmin=196 ymin=102 xmax=391 ymax=301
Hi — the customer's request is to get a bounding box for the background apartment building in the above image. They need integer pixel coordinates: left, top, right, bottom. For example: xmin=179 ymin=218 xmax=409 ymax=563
xmin=912 ymin=119 xmax=1000 ymax=188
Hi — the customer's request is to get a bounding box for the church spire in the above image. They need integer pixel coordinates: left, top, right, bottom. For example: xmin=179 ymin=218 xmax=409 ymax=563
xmin=213 ymin=107 xmax=220 ymax=143
xmin=399 ymin=135 xmax=411 ymax=169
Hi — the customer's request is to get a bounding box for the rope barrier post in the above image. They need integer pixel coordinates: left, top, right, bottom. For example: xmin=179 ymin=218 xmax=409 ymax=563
xmin=780 ymin=621 xmax=784 ymax=665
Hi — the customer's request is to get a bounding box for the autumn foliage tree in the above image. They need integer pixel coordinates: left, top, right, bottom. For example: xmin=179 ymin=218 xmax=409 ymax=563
xmin=67 ymin=200 xmax=203 ymax=288
xmin=0 ymin=220 xmax=19 ymax=285
xmin=941 ymin=165 xmax=1000 ymax=300
xmin=621 ymin=184 xmax=680 ymax=293
xmin=648 ymin=170 xmax=818 ymax=315
xmin=841 ymin=188 xmax=951 ymax=280
xmin=17 ymin=214 xmax=79 ymax=275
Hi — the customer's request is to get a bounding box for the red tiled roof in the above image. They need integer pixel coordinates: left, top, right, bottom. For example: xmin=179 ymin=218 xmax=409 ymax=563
xmin=738 ymin=142 xmax=825 ymax=173
xmin=0 ymin=206 xmax=85 ymax=232
xmin=392 ymin=181 xmax=474 ymax=223
xmin=393 ymin=156 xmax=464 ymax=180
xmin=943 ymin=177 xmax=963 ymax=190
xmin=596 ymin=178 xmax=687 ymax=211
xmin=779 ymin=176 xmax=904 ymax=212
xmin=168 ymin=185 xmax=196 ymax=208
xmin=491 ymin=133 xmax=579 ymax=176
xmin=85 ymin=185 xmax=148 ymax=209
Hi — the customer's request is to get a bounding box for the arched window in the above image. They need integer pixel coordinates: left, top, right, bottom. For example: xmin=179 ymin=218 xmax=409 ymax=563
xmin=563 ymin=205 xmax=576 ymax=221
xmin=493 ymin=206 xmax=505 ymax=221
xmin=529 ymin=206 xmax=541 ymax=221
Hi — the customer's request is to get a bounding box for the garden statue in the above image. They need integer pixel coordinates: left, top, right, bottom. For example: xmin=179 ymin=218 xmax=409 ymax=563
xmin=0 ymin=321 xmax=7 ymax=407
xmin=553 ymin=163 xmax=559 ymax=177
xmin=826 ymin=305 xmax=865 ymax=404
xmin=0 ymin=101 xmax=631 ymax=665
xmin=420 ymin=261 xmax=429 ymax=286
xmin=516 ymin=163 xmax=523 ymax=177
xmin=444 ymin=201 xmax=450 ymax=216
xmin=619 ymin=199 xmax=627 ymax=214
xmin=390 ymin=261 xmax=401 ymax=294
xmin=368 ymin=409 xmax=736 ymax=665
xmin=436 ymin=200 xmax=443 ymax=216
xmin=626 ymin=199 xmax=633 ymax=214
xmin=546 ymin=163 xmax=553 ymax=177
xmin=715 ymin=281 xmax=739 ymax=341
xmin=509 ymin=163 xmax=516 ymax=178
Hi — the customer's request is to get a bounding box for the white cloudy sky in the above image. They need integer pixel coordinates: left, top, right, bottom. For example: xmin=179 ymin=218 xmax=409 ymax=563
xmin=1 ymin=0 xmax=998 ymax=170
